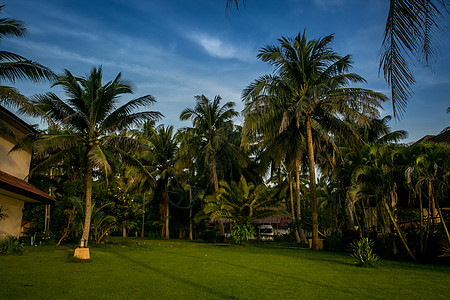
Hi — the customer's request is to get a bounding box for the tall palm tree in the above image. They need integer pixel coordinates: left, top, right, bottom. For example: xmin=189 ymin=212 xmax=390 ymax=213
xmin=143 ymin=124 xmax=179 ymax=239
xmin=23 ymin=66 xmax=162 ymax=248
xmin=0 ymin=5 xmax=55 ymax=135
xmin=179 ymin=94 xmax=239 ymax=237
xmin=243 ymin=31 xmax=386 ymax=250
xmin=225 ymin=0 xmax=448 ymax=117
xmin=243 ymin=102 xmax=309 ymax=244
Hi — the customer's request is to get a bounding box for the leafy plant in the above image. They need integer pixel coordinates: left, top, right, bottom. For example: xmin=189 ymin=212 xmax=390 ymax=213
xmin=350 ymin=237 xmax=379 ymax=267
xmin=0 ymin=237 xmax=24 ymax=255
xmin=231 ymin=222 xmax=255 ymax=245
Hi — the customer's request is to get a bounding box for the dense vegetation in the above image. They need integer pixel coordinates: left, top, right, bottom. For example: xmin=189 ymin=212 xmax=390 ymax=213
xmin=0 ymin=3 xmax=449 ymax=265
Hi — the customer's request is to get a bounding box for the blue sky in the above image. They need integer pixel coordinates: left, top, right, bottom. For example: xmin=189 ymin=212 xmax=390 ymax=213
xmin=3 ymin=0 xmax=449 ymax=142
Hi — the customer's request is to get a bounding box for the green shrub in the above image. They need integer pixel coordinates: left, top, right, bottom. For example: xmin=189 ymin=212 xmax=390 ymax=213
xmin=350 ymin=237 xmax=379 ymax=267
xmin=0 ymin=237 xmax=24 ymax=255
xmin=201 ymin=229 xmax=217 ymax=242
xmin=324 ymin=232 xmax=345 ymax=252
xmin=232 ymin=222 xmax=255 ymax=246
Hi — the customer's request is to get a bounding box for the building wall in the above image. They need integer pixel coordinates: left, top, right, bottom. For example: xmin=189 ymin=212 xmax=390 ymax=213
xmin=0 ymin=118 xmax=32 ymax=239
xmin=0 ymin=129 xmax=31 ymax=180
xmin=0 ymin=196 xmax=24 ymax=239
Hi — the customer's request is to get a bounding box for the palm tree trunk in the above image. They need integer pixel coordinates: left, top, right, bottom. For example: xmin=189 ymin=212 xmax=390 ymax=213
xmin=289 ymin=171 xmax=301 ymax=243
xmin=81 ymin=156 xmax=93 ymax=247
xmin=211 ymin=153 xmax=225 ymax=237
xmin=189 ymin=186 xmax=193 ymax=240
xmin=384 ymin=200 xmax=416 ymax=261
xmin=419 ymin=190 xmax=424 ymax=254
xmin=434 ymin=195 xmax=450 ymax=245
xmin=163 ymin=181 xmax=169 ymax=239
xmin=295 ymin=160 xmax=308 ymax=244
xmin=305 ymin=115 xmax=319 ymax=250
xmin=141 ymin=193 xmax=145 ymax=238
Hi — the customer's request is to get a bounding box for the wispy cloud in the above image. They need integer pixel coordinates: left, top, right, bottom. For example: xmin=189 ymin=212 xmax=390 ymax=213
xmin=184 ymin=32 xmax=253 ymax=61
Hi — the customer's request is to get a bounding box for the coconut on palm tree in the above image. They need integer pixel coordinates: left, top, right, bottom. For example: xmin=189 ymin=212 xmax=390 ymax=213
xmin=243 ymin=31 xmax=387 ymax=250
xmin=22 ymin=66 xmax=162 ymax=250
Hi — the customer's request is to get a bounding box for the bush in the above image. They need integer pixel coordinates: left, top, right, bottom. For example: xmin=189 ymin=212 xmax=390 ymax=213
xmin=34 ymin=232 xmax=54 ymax=245
xmin=0 ymin=237 xmax=24 ymax=255
xmin=274 ymin=233 xmax=292 ymax=242
xmin=201 ymin=229 xmax=218 ymax=242
xmin=350 ymin=237 xmax=379 ymax=267
xmin=324 ymin=232 xmax=345 ymax=252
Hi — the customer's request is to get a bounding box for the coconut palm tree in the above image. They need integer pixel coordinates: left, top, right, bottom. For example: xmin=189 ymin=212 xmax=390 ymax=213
xmin=143 ymin=124 xmax=179 ymax=239
xmin=243 ymin=31 xmax=386 ymax=250
xmin=23 ymin=66 xmax=162 ymax=248
xmin=0 ymin=5 xmax=55 ymax=136
xmin=179 ymin=94 xmax=239 ymax=237
xmin=226 ymin=0 xmax=448 ymax=117
xmin=243 ymin=102 xmax=309 ymax=244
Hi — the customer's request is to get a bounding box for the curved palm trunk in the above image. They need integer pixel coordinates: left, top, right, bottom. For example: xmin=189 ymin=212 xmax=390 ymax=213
xmin=305 ymin=115 xmax=319 ymax=250
xmin=295 ymin=160 xmax=308 ymax=244
xmin=289 ymin=171 xmax=301 ymax=243
xmin=211 ymin=153 xmax=225 ymax=237
xmin=81 ymin=157 xmax=93 ymax=247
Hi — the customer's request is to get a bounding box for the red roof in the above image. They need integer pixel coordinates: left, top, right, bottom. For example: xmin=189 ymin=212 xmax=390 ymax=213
xmin=0 ymin=170 xmax=55 ymax=204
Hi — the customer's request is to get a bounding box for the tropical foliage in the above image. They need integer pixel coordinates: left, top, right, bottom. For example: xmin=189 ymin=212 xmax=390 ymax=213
xmin=0 ymin=5 xmax=55 ymax=137
xmin=2 ymin=7 xmax=447 ymax=265
xmin=242 ymin=31 xmax=386 ymax=250
xmin=225 ymin=0 xmax=450 ymax=117
xmin=21 ymin=66 xmax=162 ymax=247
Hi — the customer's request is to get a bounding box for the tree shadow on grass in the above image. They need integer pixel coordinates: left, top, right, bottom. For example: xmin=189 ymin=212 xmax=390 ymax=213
xmin=111 ymin=251 xmax=233 ymax=299
xmin=163 ymin=250 xmax=358 ymax=298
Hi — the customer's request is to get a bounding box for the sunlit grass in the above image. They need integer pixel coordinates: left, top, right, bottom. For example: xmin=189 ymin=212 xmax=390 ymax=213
xmin=1 ymin=238 xmax=449 ymax=299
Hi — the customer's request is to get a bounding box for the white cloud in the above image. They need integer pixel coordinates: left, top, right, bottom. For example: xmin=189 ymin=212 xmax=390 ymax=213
xmin=185 ymin=32 xmax=253 ymax=61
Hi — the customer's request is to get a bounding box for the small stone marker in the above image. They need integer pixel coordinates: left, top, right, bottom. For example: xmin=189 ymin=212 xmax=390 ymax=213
xmin=74 ymin=247 xmax=90 ymax=259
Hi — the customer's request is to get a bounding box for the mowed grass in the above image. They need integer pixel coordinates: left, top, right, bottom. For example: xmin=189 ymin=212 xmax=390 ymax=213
xmin=1 ymin=238 xmax=449 ymax=299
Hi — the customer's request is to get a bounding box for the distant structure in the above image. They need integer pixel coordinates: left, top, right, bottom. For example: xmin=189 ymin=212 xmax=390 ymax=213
xmin=415 ymin=130 xmax=450 ymax=144
xmin=0 ymin=106 xmax=55 ymax=239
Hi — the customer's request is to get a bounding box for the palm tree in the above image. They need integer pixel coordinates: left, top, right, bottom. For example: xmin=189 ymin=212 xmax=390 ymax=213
xmin=0 ymin=5 xmax=55 ymax=136
xmin=179 ymin=94 xmax=239 ymax=237
xmin=348 ymin=144 xmax=417 ymax=260
xmin=143 ymin=124 xmax=179 ymax=239
xmin=243 ymin=102 xmax=309 ymax=244
xmin=405 ymin=142 xmax=450 ymax=254
xmin=226 ymin=0 xmax=448 ymax=117
xmin=23 ymin=66 xmax=162 ymax=248
xmin=243 ymin=31 xmax=386 ymax=250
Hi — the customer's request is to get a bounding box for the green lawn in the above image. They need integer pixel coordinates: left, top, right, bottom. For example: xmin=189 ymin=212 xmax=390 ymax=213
xmin=1 ymin=238 xmax=449 ymax=299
